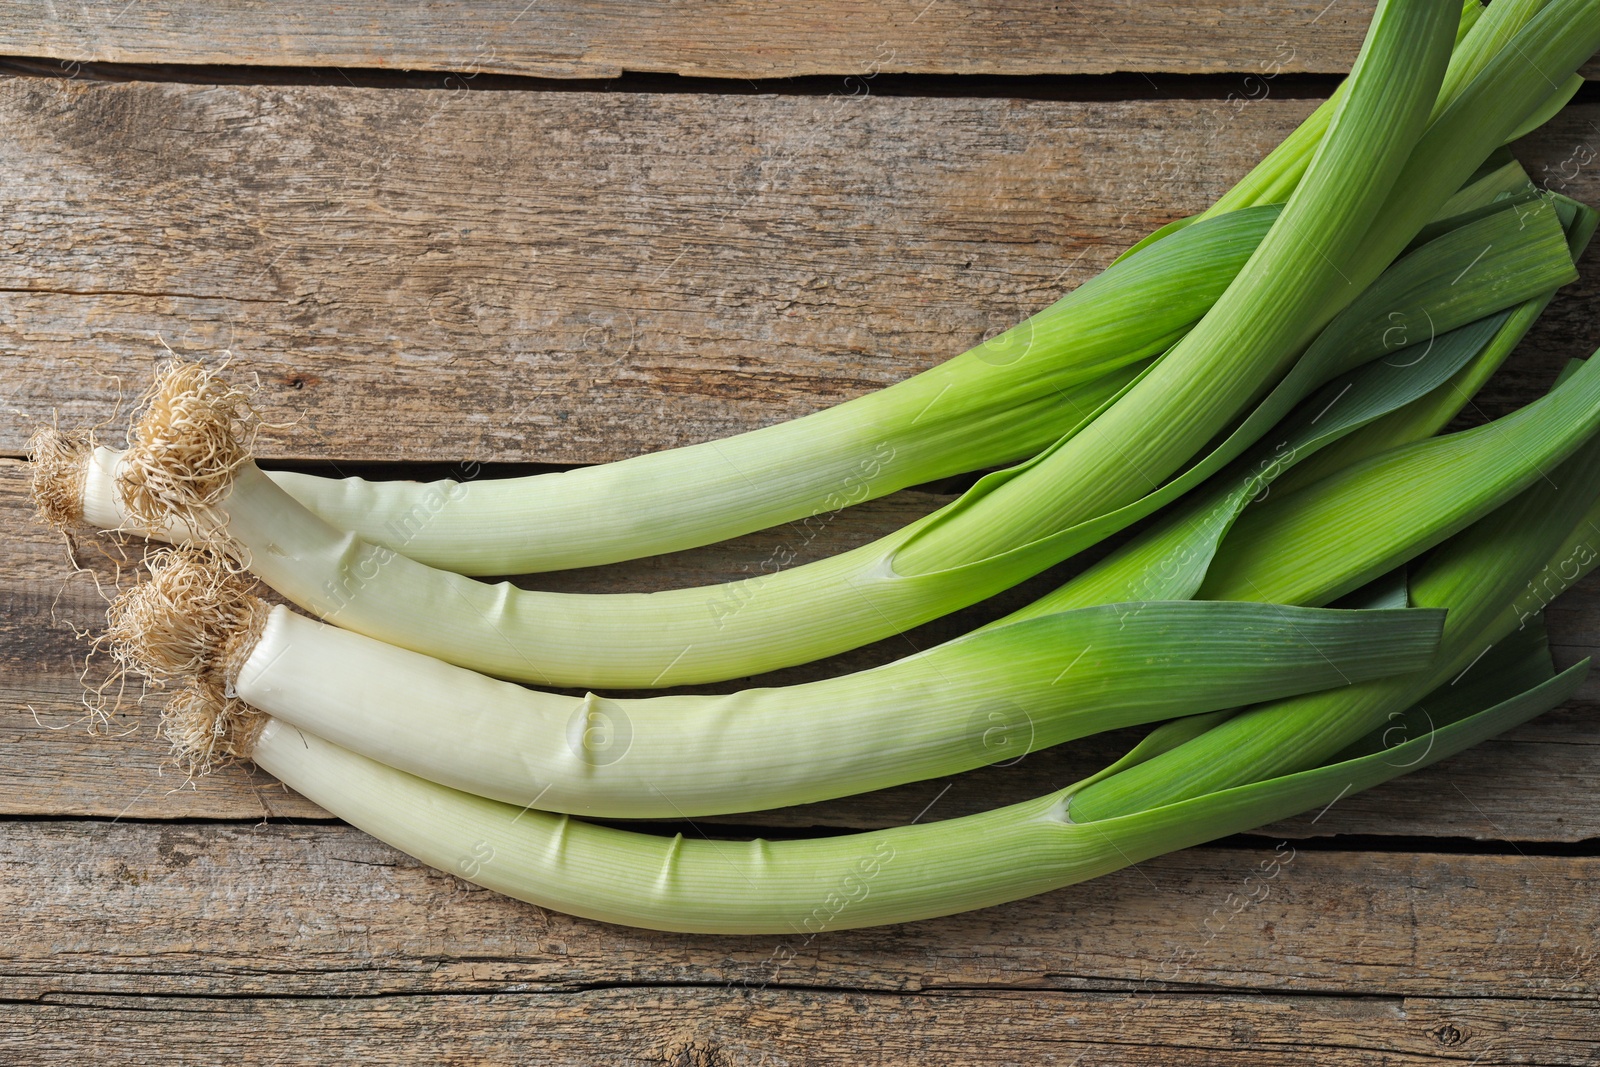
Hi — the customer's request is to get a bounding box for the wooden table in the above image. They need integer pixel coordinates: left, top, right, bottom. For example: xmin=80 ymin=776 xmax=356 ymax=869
xmin=2 ymin=4 xmax=1597 ymax=1063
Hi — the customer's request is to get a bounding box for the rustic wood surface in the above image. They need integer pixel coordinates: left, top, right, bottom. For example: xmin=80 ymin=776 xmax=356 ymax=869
xmin=7 ymin=822 xmax=1598 ymax=1000
xmin=3 ymin=830 xmax=1599 ymax=1067
xmin=16 ymin=1 xmax=1600 ymax=86
xmin=10 ymin=990 xmax=1598 ymax=1066
xmin=1 ymin=14 xmax=1598 ymax=1066
xmin=11 ymin=1 xmax=1384 ymax=79
xmin=15 ymin=0 xmax=1600 ymax=82
xmin=3 ymin=80 xmax=1600 ymax=463
xmin=0 ymin=79 xmax=1313 ymax=463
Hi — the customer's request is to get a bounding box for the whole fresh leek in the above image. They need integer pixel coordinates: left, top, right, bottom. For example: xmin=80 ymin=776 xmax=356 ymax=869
xmin=119 ymin=444 xmax=1600 ymax=934
xmin=109 ymin=554 xmax=1442 ymax=818
xmin=234 ymin=666 xmax=1576 ymax=935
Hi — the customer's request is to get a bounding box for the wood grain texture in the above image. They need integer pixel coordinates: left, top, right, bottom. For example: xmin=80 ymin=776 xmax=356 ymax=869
xmin=0 ymin=78 xmax=1299 ymax=463
xmin=5 ymin=826 xmax=1599 ymax=1063
xmin=7 ymin=821 xmax=1598 ymax=1001
xmin=11 ymin=1 xmax=1377 ymax=79
xmin=4 ymin=80 xmax=1599 ymax=464
xmin=4 ymin=988 xmax=1597 ymax=1066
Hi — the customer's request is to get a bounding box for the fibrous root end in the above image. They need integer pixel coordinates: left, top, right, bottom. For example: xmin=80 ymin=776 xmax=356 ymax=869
xmin=104 ymin=546 xmax=270 ymax=774
xmin=119 ymin=359 xmax=257 ymax=547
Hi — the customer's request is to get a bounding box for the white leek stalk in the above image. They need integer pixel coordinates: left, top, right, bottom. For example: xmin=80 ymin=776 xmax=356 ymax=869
xmin=110 ymin=556 xmax=1442 ymax=818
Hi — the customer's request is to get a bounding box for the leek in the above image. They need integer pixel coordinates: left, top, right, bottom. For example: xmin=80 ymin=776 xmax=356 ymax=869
xmin=110 ymin=556 xmax=1442 ymax=818
xmin=59 ymin=191 xmax=1579 ymax=689
xmin=225 ymin=648 xmax=1584 ymax=934
xmin=135 ymin=447 xmax=1600 ymax=934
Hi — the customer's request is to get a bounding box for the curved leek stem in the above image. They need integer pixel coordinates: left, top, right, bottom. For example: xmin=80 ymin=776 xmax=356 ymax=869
xmin=244 ymin=660 xmax=1583 ymax=934
xmin=222 ymin=600 xmax=1442 ymax=818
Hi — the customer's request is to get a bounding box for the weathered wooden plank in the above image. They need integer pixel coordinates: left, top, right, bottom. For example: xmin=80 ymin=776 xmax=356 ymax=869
xmin=4 ymin=80 xmax=1598 ymax=463
xmin=4 ymin=987 xmax=1597 ymax=1066
xmin=10 ymin=1 xmax=1379 ymax=79
xmin=5 ymin=462 xmax=1600 ymax=837
xmin=7 ymin=821 xmax=1598 ymax=1002
xmin=0 ymin=78 xmax=1296 ymax=462
xmin=17 ymin=3 xmax=1600 ymax=81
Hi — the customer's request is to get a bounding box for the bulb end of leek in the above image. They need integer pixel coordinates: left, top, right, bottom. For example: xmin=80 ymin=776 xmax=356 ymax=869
xmin=27 ymin=424 xmax=93 ymax=532
xmin=104 ymin=546 xmax=272 ymax=775
xmin=105 ymin=546 xmax=267 ymax=684
xmin=119 ymin=359 xmax=258 ymax=544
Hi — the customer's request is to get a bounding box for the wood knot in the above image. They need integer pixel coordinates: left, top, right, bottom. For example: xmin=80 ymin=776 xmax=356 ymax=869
xmin=1430 ymin=1023 xmax=1466 ymax=1047
xmin=653 ymin=1038 xmax=728 ymax=1067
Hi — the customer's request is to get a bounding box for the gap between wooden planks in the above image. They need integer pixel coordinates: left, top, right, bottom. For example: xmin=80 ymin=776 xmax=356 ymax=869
xmin=11 ymin=0 xmax=1600 ymax=81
